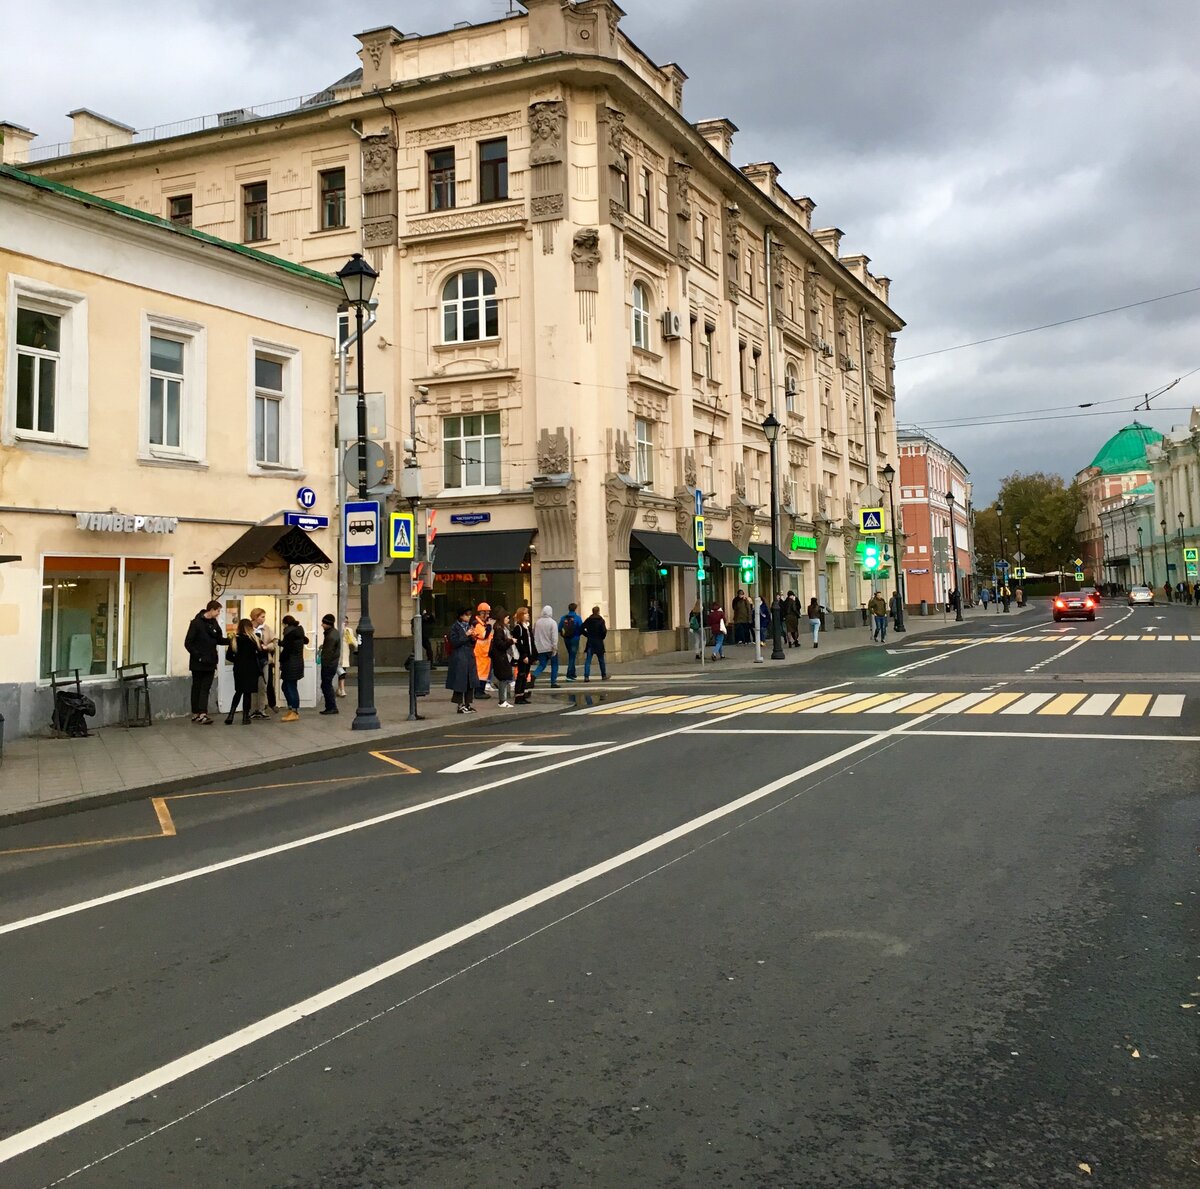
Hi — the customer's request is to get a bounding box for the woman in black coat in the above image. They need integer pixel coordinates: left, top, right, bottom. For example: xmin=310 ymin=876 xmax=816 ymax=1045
xmin=488 ymin=610 xmax=515 ymax=707
xmin=278 ymin=615 xmax=309 ymax=721
xmin=444 ymin=607 xmax=478 ymax=714
xmin=224 ymin=619 xmax=263 ymax=725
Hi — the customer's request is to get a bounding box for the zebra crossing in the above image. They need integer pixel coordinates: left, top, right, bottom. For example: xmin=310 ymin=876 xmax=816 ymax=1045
xmin=571 ymin=688 xmax=1186 ymax=719
xmin=905 ymin=634 xmax=1200 ymax=645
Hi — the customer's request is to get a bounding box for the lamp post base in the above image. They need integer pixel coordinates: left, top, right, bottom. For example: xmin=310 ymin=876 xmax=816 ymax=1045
xmin=353 ymin=583 xmax=381 ymax=731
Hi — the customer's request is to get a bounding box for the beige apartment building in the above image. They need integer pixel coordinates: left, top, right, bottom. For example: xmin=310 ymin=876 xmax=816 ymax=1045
xmin=8 ymin=0 xmax=903 ymax=657
xmin=0 ymin=164 xmax=340 ymax=736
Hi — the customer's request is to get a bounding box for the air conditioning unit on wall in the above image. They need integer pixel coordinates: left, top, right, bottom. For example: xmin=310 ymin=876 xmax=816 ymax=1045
xmin=661 ymin=310 xmax=683 ymax=339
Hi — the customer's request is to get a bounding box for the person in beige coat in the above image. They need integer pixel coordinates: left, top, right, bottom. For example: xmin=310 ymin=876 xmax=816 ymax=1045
xmin=250 ymin=607 xmax=277 ymax=717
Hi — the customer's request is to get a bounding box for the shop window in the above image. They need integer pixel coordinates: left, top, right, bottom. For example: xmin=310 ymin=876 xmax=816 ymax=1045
xmin=629 ymin=547 xmax=672 ymax=632
xmin=478 ymin=138 xmax=509 ymax=203
xmin=243 ymin=182 xmax=268 ymax=242
xmin=631 ymin=282 xmax=651 ymax=350
xmin=428 ymin=148 xmax=456 ymax=211
xmin=5 ymin=278 xmax=89 ymax=448
xmin=443 ymin=412 xmax=501 ymax=491
xmin=635 ymin=416 xmax=653 ymax=486
xmin=319 ymin=168 xmax=346 ymax=229
xmin=442 ymin=270 xmax=499 ymax=343
xmin=40 ymin=556 xmax=169 ymax=680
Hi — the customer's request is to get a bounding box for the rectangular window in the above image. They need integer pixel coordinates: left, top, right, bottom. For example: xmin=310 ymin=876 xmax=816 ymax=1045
xmin=752 ymin=349 xmax=762 ymax=401
xmin=40 ymin=556 xmax=170 ymax=680
xmin=442 ymin=412 xmax=501 ymax=490
xmin=704 ymin=322 xmax=716 ymax=380
xmin=695 ymin=210 xmax=709 ymax=266
xmin=15 ymin=306 xmax=61 ymax=435
xmin=319 ymin=168 xmax=346 ymax=229
xmin=478 ymin=138 xmax=509 ymax=203
xmin=428 ymin=148 xmax=456 ymax=211
xmin=148 ymin=335 xmax=184 ymax=448
xmin=618 ymin=155 xmax=630 ymax=211
xmin=168 ymin=194 xmax=193 ymax=228
xmin=744 ymin=249 xmax=755 ymax=298
xmin=254 ymin=353 xmax=284 ymax=464
xmin=243 ymin=182 xmax=268 ymax=242
xmin=738 ymin=341 xmax=748 ymax=392
xmin=637 ymin=166 xmax=653 ymax=226
xmin=635 ymin=417 xmax=653 ymax=486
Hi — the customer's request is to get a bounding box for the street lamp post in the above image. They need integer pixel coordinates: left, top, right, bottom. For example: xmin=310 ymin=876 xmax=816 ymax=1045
xmin=946 ymin=491 xmax=963 ymax=620
xmin=1137 ymin=525 xmax=1145 ymax=587
xmin=1014 ymin=519 xmax=1023 ymax=606
xmin=336 ymin=252 xmax=381 ymax=732
xmin=1160 ymin=518 xmax=1168 ymax=598
xmin=996 ymin=500 xmax=1009 ymax=611
xmin=882 ymin=463 xmax=905 ymax=632
xmin=1178 ymin=511 xmax=1186 ymax=594
xmin=762 ymin=413 xmax=786 ymax=660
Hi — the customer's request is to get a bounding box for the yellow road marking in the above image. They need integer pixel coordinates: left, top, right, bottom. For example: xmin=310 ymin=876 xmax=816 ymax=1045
xmin=152 ymin=797 xmax=176 ymax=837
xmin=1113 ymin=693 xmax=1152 ymax=717
xmin=767 ymin=692 xmax=847 ymax=714
xmin=647 ymin=695 xmax=730 ymax=714
xmin=832 ymin=693 xmax=904 ymax=714
xmin=1038 ymin=693 xmax=1087 ymax=715
xmin=708 ymin=694 xmax=792 ymax=714
xmin=899 ymin=693 xmax=961 ymax=714
xmin=0 ymin=829 xmax=168 ymax=858
xmin=369 ymin=751 xmax=421 ymax=773
xmin=965 ymin=693 xmax=1023 ymax=715
xmin=592 ymin=696 xmax=682 ymax=715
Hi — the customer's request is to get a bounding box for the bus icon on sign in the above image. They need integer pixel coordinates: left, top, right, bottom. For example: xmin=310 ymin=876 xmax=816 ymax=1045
xmin=348 ymin=518 xmax=374 ymax=536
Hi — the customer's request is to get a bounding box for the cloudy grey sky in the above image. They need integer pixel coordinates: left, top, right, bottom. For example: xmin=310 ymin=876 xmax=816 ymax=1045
xmin=6 ymin=0 xmax=1199 ymax=499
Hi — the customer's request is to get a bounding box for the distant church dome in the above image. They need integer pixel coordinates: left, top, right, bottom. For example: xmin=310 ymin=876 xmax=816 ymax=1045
xmin=1087 ymin=422 xmax=1163 ymax=475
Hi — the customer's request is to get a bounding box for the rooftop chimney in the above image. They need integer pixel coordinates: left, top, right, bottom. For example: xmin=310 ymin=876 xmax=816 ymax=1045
xmin=695 ymin=118 xmax=737 ymax=160
xmin=68 ymin=109 xmax=135 ymax=155
xmin=0 ymin=121 xmax=36 ymax=166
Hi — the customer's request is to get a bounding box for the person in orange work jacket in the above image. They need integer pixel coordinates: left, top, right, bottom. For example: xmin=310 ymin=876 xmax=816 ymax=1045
xmin=470 ymin=602 xmax=494 ymax=699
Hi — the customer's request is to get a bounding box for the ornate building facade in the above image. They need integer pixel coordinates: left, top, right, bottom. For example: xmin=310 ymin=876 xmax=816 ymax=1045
xmin=9 ymin=0 xmax=903 ymax=656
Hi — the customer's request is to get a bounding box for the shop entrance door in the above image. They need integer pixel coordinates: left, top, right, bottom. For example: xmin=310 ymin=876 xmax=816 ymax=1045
xmin=217 ymin=594 xmax=303 ymax=711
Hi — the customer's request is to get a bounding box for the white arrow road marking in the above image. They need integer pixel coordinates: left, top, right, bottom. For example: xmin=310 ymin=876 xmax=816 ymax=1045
xmin=438 ymin=741 xmax=613 ymax=774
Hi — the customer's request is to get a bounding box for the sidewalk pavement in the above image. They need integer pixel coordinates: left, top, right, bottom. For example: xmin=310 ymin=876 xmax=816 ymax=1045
xmin=0 ymin=604 xmax=1031 ymax=826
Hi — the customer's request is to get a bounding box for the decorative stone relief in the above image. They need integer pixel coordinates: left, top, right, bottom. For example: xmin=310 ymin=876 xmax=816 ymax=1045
xmin=529 ymin=100 xmax=566 ymax=166
xmin=668 ymin=160 xmax=693 ymax=271
xmin=682 ymin=449 xmax=697 ymax=489
xmin=731 ymin=497 xmax=755 ymax=553
xmin=611 ymin=428 xmax=631 ymax=476
xmin=572 ymin=228 xmax=600 ymax=292
xmin=407 ymin=206 xmax=523 ymax=235
xmin=674 ymin=487 xmax=693 ymax=541
xmin=532 ymin=478 xmax=577 ymax=564
xmin=405 ymin=112 xmax=522 ymax=147
xmin=605 ymin=473 xmax=641 ymax=564
xmin=536 ymin=426 xmax=571 ymax=476
xmin=723 ymin=203 xmax=742 ymax=304
xmin=643 ymin=510 xmax=660 ymax=530
xmin=734 ymin=463 xmax=747 ymax=500
xmin=360 ymin=132 xmax=397 ymax=247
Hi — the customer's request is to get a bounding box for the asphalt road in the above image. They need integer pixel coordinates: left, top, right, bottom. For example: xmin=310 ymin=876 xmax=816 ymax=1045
xmin=2 ymin=599 xmax=1198 ymax=1187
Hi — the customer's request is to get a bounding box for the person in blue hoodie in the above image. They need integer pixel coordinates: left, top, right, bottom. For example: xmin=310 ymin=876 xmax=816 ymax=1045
xmin=557 ymin=601 xmax=584 ymax=681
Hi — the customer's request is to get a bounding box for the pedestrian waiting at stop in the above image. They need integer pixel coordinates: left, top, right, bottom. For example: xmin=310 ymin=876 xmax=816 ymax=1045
xmin=732 ymin=589 xmax=752 ymax=644
xmin=707 ymin=603 xmax=727 ymax=659
xmin=278 ymin=615 xmax=308 ymax=722
xmin=184 ymin=599 xmax=228 ymax=725
xmin=532 ymin=604 xmax=560 ymax=687
xmin=446 ymin=606 xmax=478 ymax=714
xmin=784 ymin=592 xmax=801 ymax=647
xmin=489 ymin=609 xmax=516 ymax=707
xmin=512 ymin=605 xmax=534 ymax=703
xmin=582 ymin=605 xmax=609 ymax=680
xmin=869 ymin=591 xmax=888 ymax=642
xmin=689 ymin=599 xmax=703 ymax=659
xmin=558 ymin=602 xmax=583 ymax=679
xmin=224 ymin=619 xmax=263 ymax=726
xmin=807 ymin=596 xmax=822 ymax=648
xmin=319 ymin=613 xmax=339 ymax=715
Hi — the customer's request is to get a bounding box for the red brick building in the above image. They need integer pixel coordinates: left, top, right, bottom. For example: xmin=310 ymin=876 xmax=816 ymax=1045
xmin=894 ymin=428 xmax=974 ymax=608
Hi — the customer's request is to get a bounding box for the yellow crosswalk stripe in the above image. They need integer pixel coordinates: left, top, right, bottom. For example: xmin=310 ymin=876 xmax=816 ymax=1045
xmin=899 ymin=692 xmax=962 ymax=714
xmin=767 ymin=692 xmax=848 ymax=713
xmin=592 ymin=696 xmax=682 ymax=715
xmin=645 ymin=695 xmax=730 ymax=714
xmin=1113 ymin=693 xmax=1152 ymax=717
xmin=832 ymin=692 xmax=907 ymax=714
xmin=707 ymin=693 xmax=795 ymax=714
xmin=1038 ymin=693 xmax=1087 ymax=715
xmin=965 ymin=692 xmax=1024 ymax=715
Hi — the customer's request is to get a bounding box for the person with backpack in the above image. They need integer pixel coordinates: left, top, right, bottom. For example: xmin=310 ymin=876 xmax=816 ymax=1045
xmin=558 ymin=602 xmax=584 ymax=680
xmin=184 ymin=600 xmax=227 ymax=725
xmin=688 ymin=599 xmax=703 ymax=659
xmin=582 ymin=605 xmax=609 ymax=681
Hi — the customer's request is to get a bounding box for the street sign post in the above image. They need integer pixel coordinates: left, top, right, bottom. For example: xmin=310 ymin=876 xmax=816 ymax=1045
xmin=343 ymin=500 xmax=381 ymax=565
xmin=859 ymin=508 xmax=885 ymax=534
xmin=1074 ymin=570 xmax=1085 ymax=581
xmin=693 ymin=515 xmax=706 ymax=552
xmin=388 ymin=511 xmax=415 ymax=559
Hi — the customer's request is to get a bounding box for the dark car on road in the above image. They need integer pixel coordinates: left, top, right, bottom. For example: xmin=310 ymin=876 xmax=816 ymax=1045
xmin=1053 ymin=591 xmax=1096 ymax=622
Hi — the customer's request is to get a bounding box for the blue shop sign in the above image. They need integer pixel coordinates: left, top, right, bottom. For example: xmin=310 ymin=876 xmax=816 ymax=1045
xmin=450 ymin=512 xmax=492 ymax=526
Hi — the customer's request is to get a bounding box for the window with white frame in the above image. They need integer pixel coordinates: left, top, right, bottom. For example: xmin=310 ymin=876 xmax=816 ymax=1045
xmin=703 ymin=321 xmax=716 ymax=380
xmin=637 ymin=166 xmax=653 ymax=226
xmin=752 ymin=348 xmax=762 ymax=401
xmin=785 ymin=362 xmax=799 ymax=413
xmin=443 ymin=413 xmax=501 ymax=491
xmin=695 ymin=210 xmax=709 ymax=266
xmin=141 ymin=314 xmax=206 ymax=462
xmin=632 ymin=282 xmax=651 ymax=350
xmin=249 ymin=340 xmax=300 ymax=471
xmin=5 ymin=277 xmax=88 ymax=448
xmin=428 ymin=148 xmax=456 ymax=211
xmin=634 ymin=417 xmax=653 ymax=485
xmin=442 ymin=270 xmax=499 ymax=343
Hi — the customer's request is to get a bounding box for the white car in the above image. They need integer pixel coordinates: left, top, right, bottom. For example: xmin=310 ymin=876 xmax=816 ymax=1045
xmin=1128 ymin=585 xmax=1155 ymax=606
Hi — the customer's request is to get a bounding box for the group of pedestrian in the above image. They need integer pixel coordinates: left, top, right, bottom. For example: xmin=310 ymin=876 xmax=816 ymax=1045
xmin=444 ymin=600 xmax=609 ymax=714
xmin=185 ymin=602 xmax=356 ymax=724
xmin=1164 ymin=581 xmax=1200 ymax=604
xmin=980 ymin=585 xmax=1013 ymax=612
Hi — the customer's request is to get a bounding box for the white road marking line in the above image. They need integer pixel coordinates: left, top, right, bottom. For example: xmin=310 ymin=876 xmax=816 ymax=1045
xmin=863 ymin=692 xmax=933 ymax=713
xmin=690 ymin=728 xmax=1200 ymax=742
xmin=1 ymin=683 xmax=855 ymax=939
xmin=931 ymin=692 xmax=993 ymax=714
xmin=1075 ymin=693 xmax=1120 ymax=716
xmin=1001 ymin=693 xmax=1056 ymax=715
xmin=878 ymin=616 xmax=1048 ymax=677
xmin=800 ymin=692 xmax=874 ymax=713
xmin=0 ymin=711 xmax=919 ymax=1166
xmin=1149 ymin=694 xmax=1186 ymax=717
xmin=677 ymin=695 xmax=748 ymax=714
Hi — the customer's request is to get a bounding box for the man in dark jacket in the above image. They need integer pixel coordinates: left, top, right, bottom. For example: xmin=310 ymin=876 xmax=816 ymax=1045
xmin=278 ymin=616 xmax=309 ymax=721
xmin=582 ymin=605 xmax=609 ymax=681
xmin=319 ymin=613 xmax=339 ymax=714
xmin=558 ymin=602 xmax=584 ymax=681
xmin=184 ymin=600 xmax=226 ymax=724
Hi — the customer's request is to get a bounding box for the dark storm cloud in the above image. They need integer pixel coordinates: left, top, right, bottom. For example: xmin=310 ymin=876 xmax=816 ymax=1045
xmin=5 ymin=0 xmax=1199 ymax=497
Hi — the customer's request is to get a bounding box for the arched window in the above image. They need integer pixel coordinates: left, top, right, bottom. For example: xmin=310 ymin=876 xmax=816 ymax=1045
xmin=784 ymin=362 xmax=799 ymax=413
xmin=442 ymin=270 xmax=499 ymax=343
xmin=632 ymin=282 xmax=651 ymax=350
xmin=874 ymin=410 xmax=884 ymax=454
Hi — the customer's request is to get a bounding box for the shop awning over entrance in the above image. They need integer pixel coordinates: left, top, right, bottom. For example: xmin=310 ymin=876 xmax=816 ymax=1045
xmin=0 ymin=555 xmax=20 ymax=564
xmin=751 ymin=542 xmax=801 ymax=572
xmin=214 ymin=525 xmax=332 ymax=567
xmin=386 ymin=528 xmax=534 ymax=575
xmin=704 ymin=538 xmax=742 ymax=567
xmin=631 ymin=530 xmax=698 ymax=567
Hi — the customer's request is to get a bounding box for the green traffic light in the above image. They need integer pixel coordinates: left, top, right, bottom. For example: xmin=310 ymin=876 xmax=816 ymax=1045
xmin=697 ymin=567 xmax=706 ymax=581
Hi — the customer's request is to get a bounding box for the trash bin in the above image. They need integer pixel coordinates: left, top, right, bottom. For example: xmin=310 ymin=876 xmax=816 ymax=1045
xmin=52 ymin=690 xmax=96 ymax=738
xmin=410 ymin=659 xmax=431 ymax=698
xmin=0 ymin=711 xmax=4 ymax=763
xmin=920 ymin=599 xmax=928 ymax=616
xmin=860 ymin=604 xmax=869 ymax=625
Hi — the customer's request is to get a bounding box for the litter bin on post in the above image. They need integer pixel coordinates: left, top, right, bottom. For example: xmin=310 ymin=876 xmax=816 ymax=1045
xmin=920 ymin=599 xmax=928 ymax=616
xmin=411 ymin=659 xmax=431 ymax=698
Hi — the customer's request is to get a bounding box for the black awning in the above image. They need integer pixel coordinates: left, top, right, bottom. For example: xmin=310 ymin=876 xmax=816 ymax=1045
xmin=0 ymin=555 xmax=20 ymax=564
xmin=704 ymin=538 xmax=742 ymax=566
xmin=631 ymin=529 xmax=699 ymax=567
xmin=214 ymin=525 xmax=331 ymax=568
xmin=387 ymin=528 xmax=534 ymax=575
xmin=751 ymin=542 xmax=801 ymax=572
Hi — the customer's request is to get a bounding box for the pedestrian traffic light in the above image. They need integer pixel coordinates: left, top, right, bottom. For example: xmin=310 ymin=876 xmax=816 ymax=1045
xmin=697 ymin=566 xmax=706 ymax=581
xmin=658 ymin=566 xmax=669 ymax=577
xmin=863 ymin=542 xmax=880 ymax=571
xmin=739 ymin=553 xmax=757 ymax=584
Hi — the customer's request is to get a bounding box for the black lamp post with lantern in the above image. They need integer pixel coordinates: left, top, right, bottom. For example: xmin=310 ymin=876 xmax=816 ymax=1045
xmin=881 ymin=463 xmax=905 ymax=632
xmin=762 ymin=412 xmax=786 ymax=660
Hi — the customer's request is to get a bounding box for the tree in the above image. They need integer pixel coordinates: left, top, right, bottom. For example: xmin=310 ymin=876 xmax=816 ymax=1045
xmin=976 ymin=472 xmax=1082 ymax=577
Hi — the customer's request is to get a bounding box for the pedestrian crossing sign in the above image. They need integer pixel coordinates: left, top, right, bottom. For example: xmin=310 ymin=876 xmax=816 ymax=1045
xmin=388 ymin=511 xmax=415 ymax=559
xmin=1014 ymin=566 xmax=1027 ymax=580
xmin=859 ymin=507 xmax=885 ymax=534
xmin=1185 ymin=548 xmax=1198 ymax=563
xmin=1074 ymin=570 xmax=1085 ymax=581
